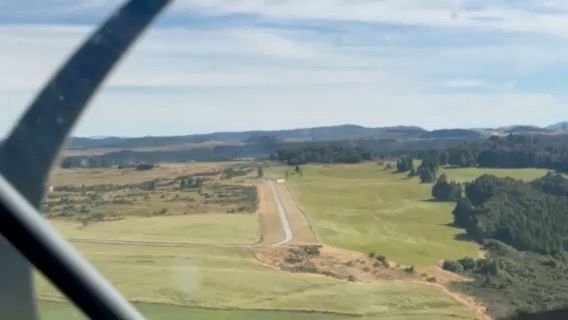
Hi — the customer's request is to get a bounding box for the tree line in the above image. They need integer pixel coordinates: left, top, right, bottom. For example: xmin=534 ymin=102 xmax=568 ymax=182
xmin=273 ymin=145 xmax=373 ymax=165
xmin=434 ymin=134 xmax=568 ymax=171
xmin=395 ymin=153 xmax=440 ymax=183
xmin=453 ymin=172 xmax=568 ymax=255
xmin=438 ymin=173 xmax=568 ymax=318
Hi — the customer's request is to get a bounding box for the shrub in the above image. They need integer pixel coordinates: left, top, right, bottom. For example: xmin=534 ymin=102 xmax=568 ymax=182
xmin=405 ymin=266 xmax=415 ymax=274
xmin=458 ymin=257 xmax=476 ymax=270
xmin=442 ymin=260 xmax=464 ymax=273
xmin=303 ymin=245 xmax=321 ymax=257
xmin=135 ymin=163 xmax=154 ymax=171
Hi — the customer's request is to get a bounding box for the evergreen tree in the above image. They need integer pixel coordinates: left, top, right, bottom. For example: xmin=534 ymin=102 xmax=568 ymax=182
xmin=419 ymin=167 xmax=436 ymax=183
xmin=396 ymin=157 xmax=413 ymax=172
xmin=418 ymin=158 xmax=438 ymax=183
xmin=432 ymin=174 xmax=462 ymax=201
xmin=408 ymin=165 xmax=417 ymax=177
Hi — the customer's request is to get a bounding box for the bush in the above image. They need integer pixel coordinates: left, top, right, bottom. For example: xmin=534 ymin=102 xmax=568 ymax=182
xmin=375 ymin=255 xmax=389 ymax=267
xmin=135 ymin=163 xmax=154 ymax=171
xmin=458 ymin=257 xmax=476 ymax=270
xmin=442 ymin=260 xmax=464 ymax=273
xmin=303 ymin=245 xmax=321 ymax=257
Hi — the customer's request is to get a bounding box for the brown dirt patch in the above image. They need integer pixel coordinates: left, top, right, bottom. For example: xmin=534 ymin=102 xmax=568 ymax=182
xmin=254 ymin=245 xmax=491 ymax=320
xmin=257 ymin=182 xmax=285 ymax=245
xmin=255 ymin=245 xmax=414 ymax=283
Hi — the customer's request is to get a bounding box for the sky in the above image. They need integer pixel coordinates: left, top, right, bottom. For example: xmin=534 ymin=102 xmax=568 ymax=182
xmin=1 ymin=0 xmax=568 ymax=137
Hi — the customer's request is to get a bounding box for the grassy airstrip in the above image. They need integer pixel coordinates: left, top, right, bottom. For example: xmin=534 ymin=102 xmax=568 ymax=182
xmin=37 ymin=162 xmax=548 ymax=319
xmin=267 ymin=163 xmax=548 ymax=266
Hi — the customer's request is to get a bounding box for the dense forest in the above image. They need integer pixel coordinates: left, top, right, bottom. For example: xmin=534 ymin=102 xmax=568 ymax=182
xmin=452 ymin=173 xmax=568 ymax=254
xmin=60 ymin=129 xmax=485 ymax=168
xmin=61 ymin=144 xmax=279 ymax=168
xmin=445 ymin=240 xmax=568 ymax=319
xmin=273 ymin=145 xmax=372 ymax=165
xmin=60 ymin=133 xmax=568 ymax=171
xmin=439 ymin=173 xmax=568 ymax=318
xmin=441 ymin=135 xmax=568 ymax=171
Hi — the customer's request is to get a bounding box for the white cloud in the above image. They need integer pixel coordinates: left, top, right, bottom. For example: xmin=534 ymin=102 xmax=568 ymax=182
xmin=5 ymin=1 xmax=568 ymax=39
xmin=73 ymin=88 xmax=567 ymax=136
xmin=0 ymin=24 xmax=92 ymax=90
xmin=1 ymin=2 xmax=568 ymax=137
xmin=0 ymin=24 xmax=390 ymax=92
xmin=174 ymin=0 xmax=568 ymax=38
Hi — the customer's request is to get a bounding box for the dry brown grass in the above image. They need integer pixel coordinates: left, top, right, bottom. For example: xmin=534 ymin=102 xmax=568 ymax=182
xmin=44 ymin=163 xmax=257 ymax=220
xmin=48 ymin=162 xmax=226 ymax=186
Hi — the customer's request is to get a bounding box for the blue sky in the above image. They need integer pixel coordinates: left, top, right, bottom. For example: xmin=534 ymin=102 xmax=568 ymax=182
xmin=1 ymin=0 xmax=568 ymax=137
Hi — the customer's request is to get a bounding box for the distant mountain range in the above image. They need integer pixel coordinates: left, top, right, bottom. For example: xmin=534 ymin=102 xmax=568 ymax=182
xmin=68 ymin=122 xmax=567 ymax=151
xmin=547 ymin=121 xmax=568 ymax=131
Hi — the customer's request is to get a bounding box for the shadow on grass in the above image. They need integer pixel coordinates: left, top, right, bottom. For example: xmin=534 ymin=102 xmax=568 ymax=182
xmin=454 ymin=232 xmax=476 ymax=242
xmin=441 ymin=221 xmax=457 ymax=227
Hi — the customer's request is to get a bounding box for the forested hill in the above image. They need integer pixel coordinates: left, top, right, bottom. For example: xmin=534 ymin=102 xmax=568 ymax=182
xmin=442 ymin=134 xmax=568 ymax=171
xmin=68 ymin=125 xmax=427 ymax=149
xmin=68 ymin=121 xmax=568 ymax=150
xmin=60 ymin=122 xmax=568 ymax=168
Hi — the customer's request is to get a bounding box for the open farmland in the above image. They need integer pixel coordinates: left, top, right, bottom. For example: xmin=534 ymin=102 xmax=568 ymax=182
xmin=49 ymin=214 xmax=260 ymax=245
xmin=36 ymin=162 xmax=512 ymax=320
xmin=36 ymin=244 xmax=474 ymax=320
xmin=266 ymin=163 xmax=548 ymax=266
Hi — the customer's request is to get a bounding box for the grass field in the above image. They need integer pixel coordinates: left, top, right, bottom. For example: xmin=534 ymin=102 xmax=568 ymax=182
xmin=38 ymin=162 xmax=515 ymax=319
xmin=39 ymin=300 xmax=349 ymax=320
xmin=36 ymin=243 xmax=474 ymax=319
xmin=49 ymin=214 xmax=260 ymax=244
xmin=267 ymin=163 xmax=548 ymax=266
xmin=441 ymin=166 xmax=549 ymax=183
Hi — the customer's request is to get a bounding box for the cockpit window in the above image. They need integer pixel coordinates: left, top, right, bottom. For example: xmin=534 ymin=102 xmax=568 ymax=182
xmin=1 ymin=1 xmax=568 ymax=320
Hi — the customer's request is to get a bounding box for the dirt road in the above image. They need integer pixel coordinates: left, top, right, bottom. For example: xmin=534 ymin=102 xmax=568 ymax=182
xmin=269 ymin=181 xmax=293 ymax=246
